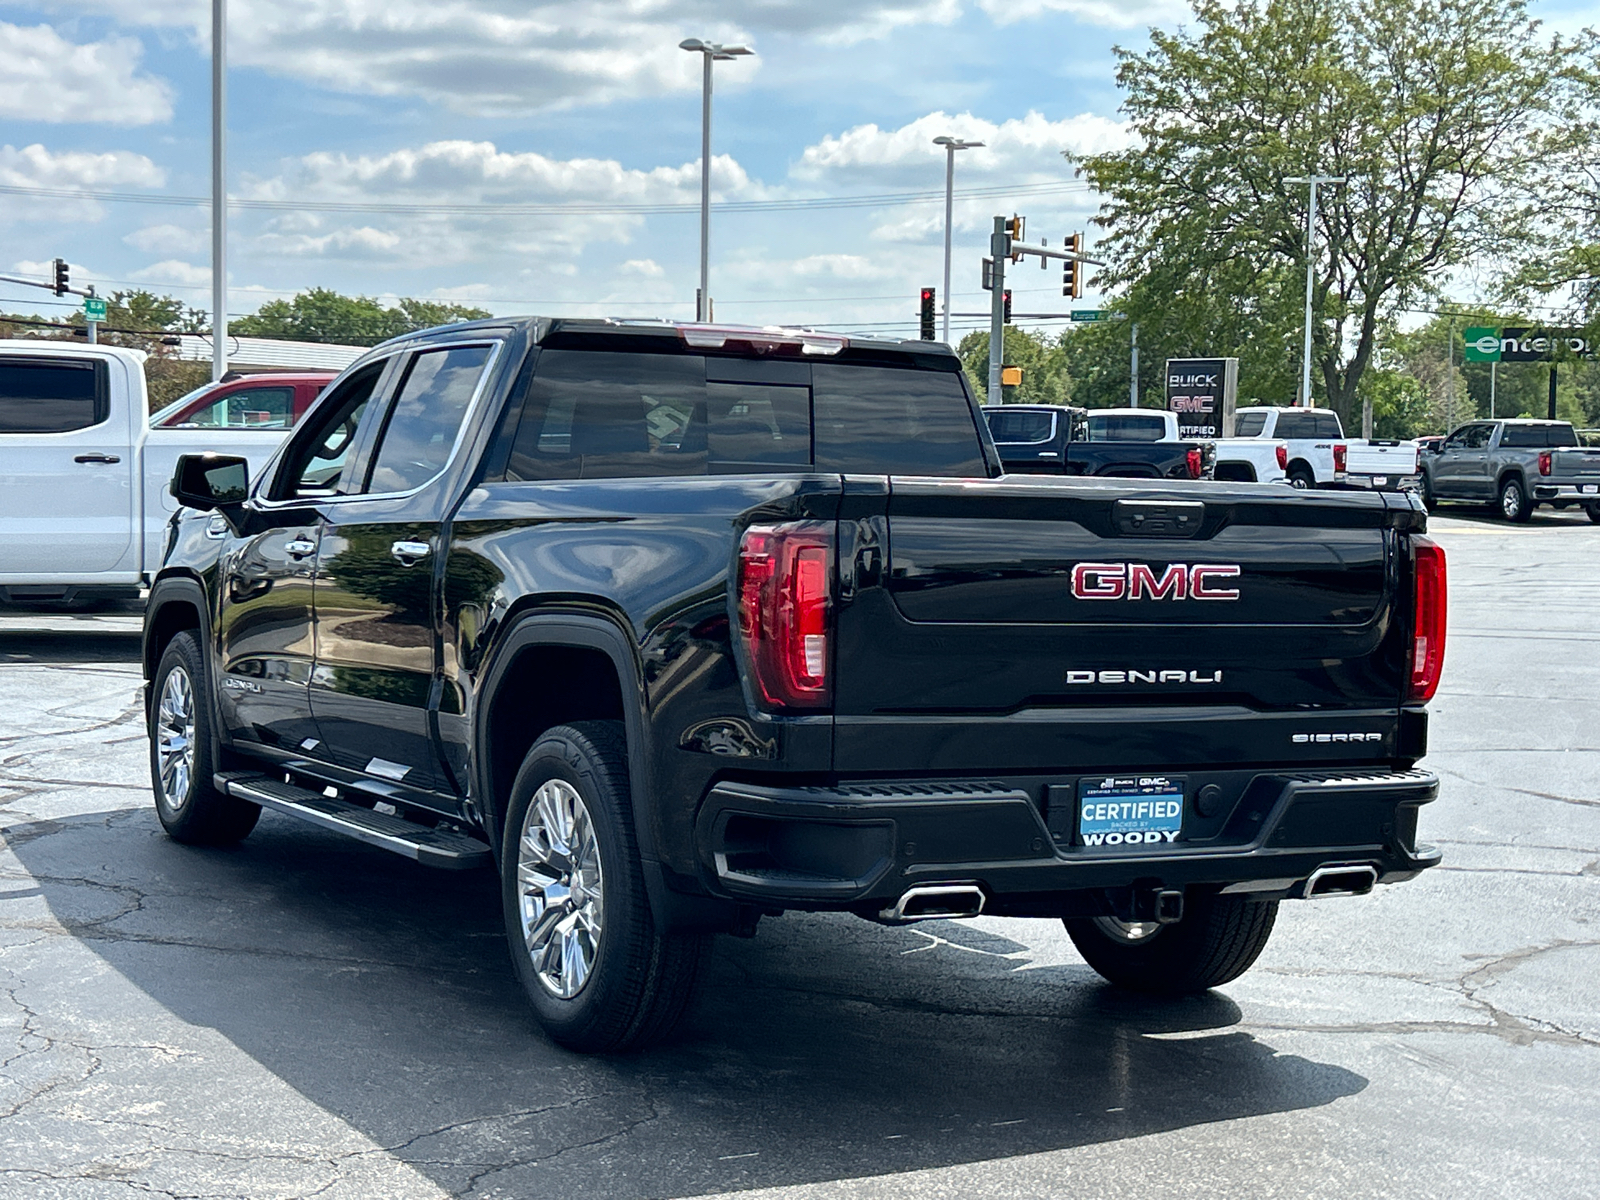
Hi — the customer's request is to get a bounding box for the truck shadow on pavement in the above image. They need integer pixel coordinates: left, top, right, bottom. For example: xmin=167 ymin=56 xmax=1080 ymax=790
xmin=6 ymin=807 xmax=1367 ymax=1198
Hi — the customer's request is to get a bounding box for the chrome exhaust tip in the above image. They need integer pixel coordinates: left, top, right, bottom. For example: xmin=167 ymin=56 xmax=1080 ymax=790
xmin=879 ymin=883 xmax=986 ymax=923
xmin=1305 ymin=864 xmax=1378 ymax=899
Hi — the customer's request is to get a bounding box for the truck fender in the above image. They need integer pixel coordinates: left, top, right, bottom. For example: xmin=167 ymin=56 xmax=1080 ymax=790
xmin=143 ymin=573 xmax=230 ymax=771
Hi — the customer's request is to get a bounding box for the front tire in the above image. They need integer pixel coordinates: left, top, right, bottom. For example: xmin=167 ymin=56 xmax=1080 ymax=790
xmin=502 ymin=721 xmax=708 ymax=1053
xmin=149 ymin=631 xmax=260 ymax=845
xmin=1499 ymin=476 xmax=1533 ymax=522
xmin=1065 ymin=891 xmax=1278 ymax=993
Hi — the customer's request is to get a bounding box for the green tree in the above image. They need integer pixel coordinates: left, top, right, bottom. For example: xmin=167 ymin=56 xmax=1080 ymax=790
xmin=957 ymin=327 xmax=1072 ymax=404
xmin=233 ymin=287 xmax=492 ymax=346
xmin=1074 ymin=0 xmax=1575 ymax=430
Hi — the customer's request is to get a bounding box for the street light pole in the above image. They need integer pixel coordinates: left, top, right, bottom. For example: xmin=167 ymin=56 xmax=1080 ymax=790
xmin=933 ymin=137 xmax=982 ymax=344
xmin=680 ymin=38 xmax=752 ymax=322
xmin=1284 ymin=174 xmax=1344 ymax=408
xmin=212 ymin=0 xmax=227 ymax=382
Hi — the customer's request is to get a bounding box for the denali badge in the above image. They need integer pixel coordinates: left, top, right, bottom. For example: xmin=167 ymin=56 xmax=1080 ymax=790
xmin=1067 ymin=669 xmax=1222 ymax=684
xmin=1292 ymin=732 xmax=1383 ymax=744
xmin=1070 ymin=562 xmax=1241 ymax=601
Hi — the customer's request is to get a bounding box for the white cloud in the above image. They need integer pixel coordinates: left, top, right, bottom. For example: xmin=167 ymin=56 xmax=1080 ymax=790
xmin=124 ymin=223 xmax=208 ymax=255
xmin=975 ymin=0 xmax=1186 ymax=29
xmin=0 ymin=22 xmax=172 ymax=125
xmin=621 ymin=259 xmax=665 ymax=277
xmin=0 ymin=142 xmax=165 ymax=222
xmin=130 ymin=259 xmax=212 ymax=287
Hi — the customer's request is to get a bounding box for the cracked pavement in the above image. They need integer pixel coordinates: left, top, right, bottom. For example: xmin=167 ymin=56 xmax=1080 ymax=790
xmin=0 ymin=509 xmax=1597 ymax=1199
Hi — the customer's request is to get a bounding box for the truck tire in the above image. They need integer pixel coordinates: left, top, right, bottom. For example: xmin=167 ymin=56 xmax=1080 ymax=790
xmin=1419 ymin=474 xmax=1438 ymax=512
xmin=149 ymin=631 xmax=260 ymax=845
xmin=1498 ymin=476 xmax=1533 ymax=523
xmin=1287 ymin=464 xmax=1315 ymax=490
xmin=1064 ymin=891 xmax=1278 ymax=993
xmin=502 ymin=721 xmax=709 ymax=1053
xmin=1587 ymin=503 xmax=1600 ymax=525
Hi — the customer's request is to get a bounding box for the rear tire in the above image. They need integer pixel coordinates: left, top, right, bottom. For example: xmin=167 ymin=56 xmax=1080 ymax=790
xmin=1287 ymin=464 xmax=1315 ymax=490
xmin=1587 ymin=503 xmax=1600 ymax=525
xmin=1065 ymin=891 xmax=1278 ymax=993
xmin=502 ymin=721 xmax=709 ymax=1053
xmin=1419 ymin=474 xmax=1438 ymax=512
xmin=1499 ymin=476 xmax=1533 ymax=522
xmin=149 ymin=631 xmax=260 ymax=845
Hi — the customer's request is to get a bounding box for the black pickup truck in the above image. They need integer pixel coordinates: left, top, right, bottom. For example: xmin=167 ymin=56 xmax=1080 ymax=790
xmin=144 ymin=318 xmax=1446 ymax=1052
xmin=982 ymin=403 xmax=1214 ymax=479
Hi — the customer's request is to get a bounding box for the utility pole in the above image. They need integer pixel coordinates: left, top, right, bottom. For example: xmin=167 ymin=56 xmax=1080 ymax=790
xmin=1446 ymin=317 xmax=1455 ymax=430
xmin=680 ymin=39 xmax=752 ymax=322
xmin=211 ymin=0 xmax=227 ymax=382
xmin=1130 ymin=322 xmax=1139 ymax=407
xmin=1284 ymin=174 xmax=1344 ymax=408
xmin=988 ymin=216 xmax=1007 ymax=401
xmin=933 ymin=137 xmax=982 ymax=344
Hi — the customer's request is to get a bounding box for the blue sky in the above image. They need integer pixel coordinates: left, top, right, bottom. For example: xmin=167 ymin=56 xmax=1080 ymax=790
xmin=0 ymin=0 xmax=1587 ymax=341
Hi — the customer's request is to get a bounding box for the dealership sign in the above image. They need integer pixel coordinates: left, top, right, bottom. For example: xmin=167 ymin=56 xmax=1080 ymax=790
xmin=1463 ymin=326 xmax=1595 ymax=364
xmin=1165 ymin=357 xmax=1238 ymax=440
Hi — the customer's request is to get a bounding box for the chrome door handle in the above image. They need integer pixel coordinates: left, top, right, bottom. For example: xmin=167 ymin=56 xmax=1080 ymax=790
xmin=74 ymin=453 xmax=121 ymax=464
xmin=391 ymin=540 xmax=431 ymax=565
xmin=285 ymin=539 xmax=317 ymax=559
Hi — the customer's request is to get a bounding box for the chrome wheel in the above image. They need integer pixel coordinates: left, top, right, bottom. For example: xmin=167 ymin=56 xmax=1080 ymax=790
xmin=155 ymin=666 xmax=196 ymax=811
xmin=516 ymin=779 xmax=604 ymax=1000
xmin=1093 ymin=915 xmax=1164 ymax=943
xmin=1500 ymin=482 xmax=1521 ymax=519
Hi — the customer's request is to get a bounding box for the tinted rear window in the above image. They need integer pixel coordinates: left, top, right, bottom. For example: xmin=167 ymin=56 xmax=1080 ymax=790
xmin=0 ymin=359 xmax=107 ymax=433
xmin=811 ymin=363 xmax=985 ymax=476
xmin=985 ymin=409 xmax=1055 ymax=444
xmin=1234 ymin=411 xmax=1268 ymax=437
xmin=1274 ymin=412 xmax=1313 ymax=439
xmin=1087 ymin=413 xmax=1166 ymax=442
xmin=1501 ymin=423 xmax=1577 ymax=448
xmin=1312 ymin=412 xmax=1343 ymax=437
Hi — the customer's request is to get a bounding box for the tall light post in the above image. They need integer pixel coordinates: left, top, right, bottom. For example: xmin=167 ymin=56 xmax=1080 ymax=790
xmin=679 ymin=38 xmax=752 ymax=322
xmin=212 ymin=0 xmax=227 ymax=381
xmin=932 ymin=136 xmax=982 ymax=344
xmin=1284 ymin=174 xmax=1344 ymax=407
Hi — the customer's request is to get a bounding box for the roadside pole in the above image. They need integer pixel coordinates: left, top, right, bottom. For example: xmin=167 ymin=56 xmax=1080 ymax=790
xmin=1130 ymin=322 xmax=1139 ymax=407
xmin=988 ymin=216 xmax=1006 ymax=402
xmin=212 ymin=0 xmax=228 ymax=382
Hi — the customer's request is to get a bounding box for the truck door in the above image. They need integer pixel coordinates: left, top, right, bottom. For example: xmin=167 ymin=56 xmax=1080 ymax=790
xmin=0 ymin=353 xmax=136 ymax=579
xmin=309 ymin=340 xmax=501 ymax=803
xmin=214 ymin=361 xmax=389 ymax=754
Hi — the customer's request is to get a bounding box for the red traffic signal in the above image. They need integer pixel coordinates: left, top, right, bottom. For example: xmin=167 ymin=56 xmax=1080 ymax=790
xmin=1003 ymin=289 xmax=1012 ymax=324
xmin=919 ymin=287 xmax=936 ymax=340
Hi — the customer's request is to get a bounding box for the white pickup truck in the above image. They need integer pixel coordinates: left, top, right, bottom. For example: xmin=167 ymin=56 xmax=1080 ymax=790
xmin=0 ymin=342 xmax=298 ymax=604
xmin=1231 ymin=405 xmax=1419 ymax=491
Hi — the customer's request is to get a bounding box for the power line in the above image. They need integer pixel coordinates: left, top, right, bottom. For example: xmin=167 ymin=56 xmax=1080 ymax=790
xmin=0 ymin=179 xmax=1091 ymax=218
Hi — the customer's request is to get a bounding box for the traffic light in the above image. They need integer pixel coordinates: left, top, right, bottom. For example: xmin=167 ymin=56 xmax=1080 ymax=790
xmin=52 ymin=258 xmax=69 ymax=297
xmin=919 ymin=287 xmax=936 ymax=340
xmin=1005 ymin=214 xmax=1025 ymax=262
xmin=1061 ymin=233 xmax=1083 ymax=299
xmin=1003 ymin=289 xmax=1013 ymax=324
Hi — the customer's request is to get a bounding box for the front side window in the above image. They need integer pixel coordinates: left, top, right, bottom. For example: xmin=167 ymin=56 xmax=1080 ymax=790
xmin=177 ymin=386 xmax=295 ymax=430
xmin=0 ymin=359 xmax=107 ymax=433
xmin=364 ymin=345 xmax=494 ymax=494
xmin=1233 ymin=411 xmax=1268 ymax=437
xmin=985 ymin=410 xmax=1055 ymax=444
xmin=1463 ymin=424 xmax=1494 ymax=449
xmin=1087 ymin=413 xmax=1166 ymax=442
xmin=274 ymin=362 xmax=385 ymax=499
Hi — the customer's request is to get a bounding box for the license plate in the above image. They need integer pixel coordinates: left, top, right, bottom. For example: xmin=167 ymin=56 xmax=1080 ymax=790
xmin=1373 ymin=476 xmax=1388 ymax=486
xmin=1583 ymin=484 xmax=1597 ymax=494
xmin=1077 ymin=775 xmax=1184 ymax=846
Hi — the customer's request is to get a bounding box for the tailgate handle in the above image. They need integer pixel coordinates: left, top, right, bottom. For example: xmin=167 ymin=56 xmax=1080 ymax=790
xmin=1113 ymin=499 xmax=1204 ymax=538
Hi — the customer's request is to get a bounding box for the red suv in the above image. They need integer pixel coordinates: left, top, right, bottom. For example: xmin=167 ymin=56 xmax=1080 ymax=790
xmin=152 ymin=373 xmax=337 ymax=430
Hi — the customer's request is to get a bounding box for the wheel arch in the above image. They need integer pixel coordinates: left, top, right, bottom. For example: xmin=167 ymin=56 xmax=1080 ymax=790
xmin=143 ymin=573 xmax=209 ymax=686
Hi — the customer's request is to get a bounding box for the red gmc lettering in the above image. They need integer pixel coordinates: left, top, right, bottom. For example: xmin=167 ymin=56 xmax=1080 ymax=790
xmin=1071 ymin=562 xmax=1126 ymax=600
xmin=1190 ymin=564 xmax=1241 ymax=600
xmin=1129 ymin=563 xmax=1187 ymax=600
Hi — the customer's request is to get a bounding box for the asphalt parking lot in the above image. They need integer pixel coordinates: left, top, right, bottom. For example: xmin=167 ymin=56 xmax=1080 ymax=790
xmin=1 ymin=506 xmax=1596 ymax=1200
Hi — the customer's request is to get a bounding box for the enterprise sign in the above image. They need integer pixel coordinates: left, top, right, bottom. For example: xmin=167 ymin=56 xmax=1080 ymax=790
xmin=1463 ymin=326 xmax=1595 ymax=364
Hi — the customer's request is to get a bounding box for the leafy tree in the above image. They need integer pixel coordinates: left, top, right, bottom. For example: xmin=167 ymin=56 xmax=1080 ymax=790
xmin=1074 ymin=0 xmax=1577 ymax=430
xmin=957 ymin=327 xmax=1072 ymax=404
xmin=233 ymin=287 xmax=492 ymax=346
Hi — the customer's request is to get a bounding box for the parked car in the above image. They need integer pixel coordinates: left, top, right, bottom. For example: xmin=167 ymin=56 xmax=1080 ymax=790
xmin=0 ymin=341 xmax=302 ymax=605
xmin=144 ymin=316 xmax=1445 ymax=1053
xmin=150 ymin=372 xmax=336 ymax=431
xmin=1230 ymin=406 xmax=1422 ymax=492
xmin=983 ymin=404 xmax=1212 ymax=479
xmin=1419 ymin=419 xmax=1600 ymax=522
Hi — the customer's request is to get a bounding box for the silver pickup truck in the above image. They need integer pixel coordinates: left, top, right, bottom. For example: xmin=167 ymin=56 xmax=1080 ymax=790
xmin=1419 ymin=419 xmax=1600 ymax=522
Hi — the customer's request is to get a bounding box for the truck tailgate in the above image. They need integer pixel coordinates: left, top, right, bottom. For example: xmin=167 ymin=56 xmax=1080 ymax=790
xmin=833 ymin=477 xmax=1414 ymax=774
xmin=1551 ymin=446 xmax=1600 ymax=483
xmin=1346 ymin=440 xmax=1418 ymax=476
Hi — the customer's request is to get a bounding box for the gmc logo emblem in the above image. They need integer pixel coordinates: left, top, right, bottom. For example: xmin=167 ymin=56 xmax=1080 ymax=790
xmin=1070 ymin=562 xmax=1242 ymax=601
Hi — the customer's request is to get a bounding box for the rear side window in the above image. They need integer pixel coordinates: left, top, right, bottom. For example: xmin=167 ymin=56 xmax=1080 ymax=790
xmin=0 ymin=358 xmax=107 ymax=433
xmin=1312 ymin=412 xmax=1343 ymax=437
xmin=985 ymin=409 xmax=1055 ymax=444
xmin=503 ymin=350 xmax=814 ymax=480
xmin=1546 ymin=424 xmax=1578 ymax=447
xmin=177 ymin=386 xmax=295 ymax=429
xmin=1234 ymin=411 xmax=1268 ymax=437
xmin=1275 ymin=412 xmax=1312 ymax=439
xmin=364 ymin=344 xmax=493 ymax=494
xmin=1087 ymin=412 xmax=1166 ymax=441
xmin=811 ymin=363 xmax=985 ymax=476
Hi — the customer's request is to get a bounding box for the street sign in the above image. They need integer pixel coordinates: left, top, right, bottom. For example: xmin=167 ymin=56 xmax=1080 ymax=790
xmin=83 ymin=297 xmax=108 ymax=323
xmin=1463 ymin=325 xmax=1594 ymax=363
xmin=1070 ymin=309 xmax=1105 ymax=322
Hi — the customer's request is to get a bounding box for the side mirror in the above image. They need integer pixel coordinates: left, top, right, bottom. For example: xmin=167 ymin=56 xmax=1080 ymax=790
xmin=172 ymin=453 xmax=249 ymax=512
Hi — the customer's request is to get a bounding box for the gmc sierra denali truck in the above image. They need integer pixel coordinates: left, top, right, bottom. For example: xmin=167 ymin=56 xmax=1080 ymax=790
xmin=143 ymin=317 xmax=1447 ymax=1053
xmin=1418 ymin=418 xmax=1600 ymax=522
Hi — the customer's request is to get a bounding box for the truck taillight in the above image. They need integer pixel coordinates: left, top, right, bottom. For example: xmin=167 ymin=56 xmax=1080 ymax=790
xmin=1276 ymin=444 xmax=1288 ymax=471
xmin=1408 ymin=536 xmax=1447 ymax=704
xmin=737 ymin=524 xmax=833 ymax=709
xmin=1333 ymin=443 xmax=1347 ymax=474
xmin=1538 ymin=450 xmax=1552 ymax=476
xmin=1186 ymin=446 xmax=1202 ymax=478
